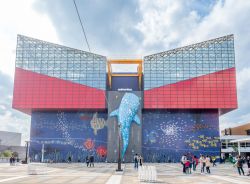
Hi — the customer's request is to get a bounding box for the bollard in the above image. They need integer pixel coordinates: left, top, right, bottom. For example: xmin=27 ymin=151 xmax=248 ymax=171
xmin=138 ymin=165 xmax=157 ymax=182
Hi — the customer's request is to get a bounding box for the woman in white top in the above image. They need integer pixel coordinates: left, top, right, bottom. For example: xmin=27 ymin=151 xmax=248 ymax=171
xmin=199 ymin=155 xmax=205 ymax=174
xmin=181 ymin=154 xmax=187 ymax=173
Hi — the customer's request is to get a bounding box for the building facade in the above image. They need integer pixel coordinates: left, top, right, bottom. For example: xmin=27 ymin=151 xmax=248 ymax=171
xmin=0 ymin=131 xmax=25 ymax=160
xmin=0 ymin=131 xmax=21 ymax=146
xmin=13 ymin=35 xmax=237 ymax=162
xmin=221 ymin=123 xmax=250 ymax=158
xmin=222 ymin=122 xmax=250 ymax=135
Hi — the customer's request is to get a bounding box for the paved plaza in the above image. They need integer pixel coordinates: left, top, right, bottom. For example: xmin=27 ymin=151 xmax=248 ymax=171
xmin=0 ymin=163 xmax=249 ymax=184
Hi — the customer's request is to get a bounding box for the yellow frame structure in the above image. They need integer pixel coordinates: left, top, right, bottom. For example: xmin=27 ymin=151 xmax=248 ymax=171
xmin=107 ymin=59 xmax=143 ymax=89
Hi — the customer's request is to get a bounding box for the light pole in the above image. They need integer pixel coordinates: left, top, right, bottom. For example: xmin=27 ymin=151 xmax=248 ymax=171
xmin=116 ymin=124 xmax=123 ymax=172
xmin=24 ymin=141 xmax=30 ymax=164
xmin=41 ymin=144 xmax=45 ymax=163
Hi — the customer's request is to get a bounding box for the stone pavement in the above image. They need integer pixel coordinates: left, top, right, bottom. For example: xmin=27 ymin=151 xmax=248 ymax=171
xmin=0 ymin=163 xmax=249 ymax=184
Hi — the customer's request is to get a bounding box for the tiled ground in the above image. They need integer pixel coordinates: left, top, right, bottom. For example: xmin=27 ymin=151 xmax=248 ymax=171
xmin=122 ymin=163 xmax=250 ymax=184
xmin=0 ymin=163 xmax=249 ymax=184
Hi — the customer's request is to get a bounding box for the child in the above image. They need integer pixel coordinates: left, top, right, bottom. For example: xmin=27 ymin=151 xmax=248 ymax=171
xmin=185 ymin=160 xmax=191 ymax=174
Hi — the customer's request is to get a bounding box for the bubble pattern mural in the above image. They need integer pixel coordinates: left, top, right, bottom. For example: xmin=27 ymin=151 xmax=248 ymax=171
xmin=30 ymin=111 xmax=107 ymax=162
xmin=142 ymin=109 xmax=220 ymax=162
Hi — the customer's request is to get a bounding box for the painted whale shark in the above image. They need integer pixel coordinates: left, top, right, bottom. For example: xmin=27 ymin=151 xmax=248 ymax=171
xmin=110 ymin=93 xmax=141 ymax=158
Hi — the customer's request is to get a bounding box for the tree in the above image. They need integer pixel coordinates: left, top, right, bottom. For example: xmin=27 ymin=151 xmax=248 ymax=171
xmin=2 ymin=150 xmax=12 ymax=157
xmin=12 ymin=152 xmax=18 ymax=157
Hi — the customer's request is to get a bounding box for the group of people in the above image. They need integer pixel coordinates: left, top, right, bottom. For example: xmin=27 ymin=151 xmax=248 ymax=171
xmin=181 ymin=154 xmax=250 ymax=176
xmin=181 ymin=154 xmax=215 ymax=174
xmin=234 ymin=155 xmax=250 ymax=176
xmin=85 ymin=155 xmax=95 ymax=167
xmin=67 ymin=155 xmax=94 ymax=167
xmin=134 ymin=153 xmax=143 ymax=169
xmin=9 ymin=156 xmax=17 ymax=166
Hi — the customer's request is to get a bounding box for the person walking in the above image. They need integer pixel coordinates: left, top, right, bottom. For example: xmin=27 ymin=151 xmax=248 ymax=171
xmin=134 ymin=154 xmax=139 ymax=169
xmin=246 ymin=156 xmax=250 ymax=176
xmin=235 ymin=155 xmax=245 ymax=175
xmin=181 ymin=154 xmax=187 ymax=173
xmin=89 ymin=155 xmax=94 ymax=167
xmin=85 ymin=155 xmax=90 ymax=167
xmin=185 ymin=159 xmax=191 ymax=174
xmin=13 ymin=156 xmax=15 ymax=165
xmin=211 ymin=156 xmax=216 ymax=167
xmin=205 ymin=155 xmax=211 ymax=174
xmin=68 ymin=156 xmax=72 ymax=163
xmin=192 ymin=155 xmax=198 ymax=171
xmin=222 ymin=155 xmax=225 ymax=163
xmin=199 ymin=155 xmax=205 ymax=174
xmin=139 ymin=155 xmax=143 ymax=166
xmin=9 ymin=156 xmax=13 ymax=166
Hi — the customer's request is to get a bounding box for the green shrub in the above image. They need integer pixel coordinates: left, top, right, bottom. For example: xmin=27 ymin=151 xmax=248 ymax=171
xmin=2 ymin=150 xmax=12 ymax=157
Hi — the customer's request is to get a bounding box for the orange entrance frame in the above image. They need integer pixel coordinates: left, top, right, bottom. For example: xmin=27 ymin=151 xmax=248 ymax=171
xmin=107 ymin=59 xmax=143 ymax=89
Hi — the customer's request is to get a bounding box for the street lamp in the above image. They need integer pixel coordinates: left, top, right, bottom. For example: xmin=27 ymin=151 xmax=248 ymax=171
xmin=24 ymin=141 xmax=30 ymax=164
xmin=41 ymin=143 xmax=45 ymax=163
xmin=116 ymin=123 xmax=123 ymax=172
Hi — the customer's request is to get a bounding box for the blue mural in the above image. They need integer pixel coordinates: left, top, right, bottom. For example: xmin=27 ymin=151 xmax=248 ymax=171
xmin=30 ymin=111 xmax=108 ymax=162
xmin=110 ymin=93 xmax=141 ymax=158
xmin=142 ymin=109 xmax=220 ymax=162
xmin=30 ymin=109 xmax=220 ymax=163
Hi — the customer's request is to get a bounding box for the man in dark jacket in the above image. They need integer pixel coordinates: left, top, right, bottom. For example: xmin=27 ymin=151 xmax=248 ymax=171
xmin=236 ymin=156 xmax=245 ymax=175
xmin=89 ymin=155 xmax=94 ymax=167
xmin=85 ymin=155 xmax=90 ymax=167
xmin=134 ymin=154 xmax=138 ymax=169
xmin=246 ymin=156 xmax=250 ymax=176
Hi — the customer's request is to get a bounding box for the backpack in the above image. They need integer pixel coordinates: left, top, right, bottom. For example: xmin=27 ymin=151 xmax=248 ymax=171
xmin=237 ymin=159 xmax=243 ymax=167
xmin=134 ymin=156 xmax=138 ymax=162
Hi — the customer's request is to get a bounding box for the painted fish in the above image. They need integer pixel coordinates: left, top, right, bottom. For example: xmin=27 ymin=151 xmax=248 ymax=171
xmin=90 ymin=113 xmax=106 ymax=135
xmin=110 ymin=93 xmax=140 ymax=158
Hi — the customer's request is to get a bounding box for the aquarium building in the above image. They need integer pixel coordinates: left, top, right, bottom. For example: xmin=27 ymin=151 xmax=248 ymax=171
xmin=12 ymin=35 xmax=237 ymax=162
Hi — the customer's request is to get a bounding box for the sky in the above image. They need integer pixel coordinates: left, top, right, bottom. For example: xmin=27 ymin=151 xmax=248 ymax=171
xmin=0 ymin=0 xmax=250 ymax=145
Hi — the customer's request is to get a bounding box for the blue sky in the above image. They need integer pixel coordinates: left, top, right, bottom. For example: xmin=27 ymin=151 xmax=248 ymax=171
xmin=0 ymin=0 xmax=250 ymax=144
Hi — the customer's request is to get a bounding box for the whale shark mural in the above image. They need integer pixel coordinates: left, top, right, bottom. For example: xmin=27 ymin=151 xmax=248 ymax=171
xmin=110 ymin=93 xmax=141 ymax=158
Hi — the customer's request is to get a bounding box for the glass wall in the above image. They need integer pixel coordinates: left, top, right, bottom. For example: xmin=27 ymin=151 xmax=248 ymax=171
xmin=13 ymin=35 xmax=107 ymax=111
xmin=16 ymin=35 xmax=106 ymax=90
xmin=143 ymin=35 xmax=237 ymax=110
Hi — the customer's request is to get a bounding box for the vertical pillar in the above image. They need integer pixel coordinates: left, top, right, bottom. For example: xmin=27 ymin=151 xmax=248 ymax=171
xmin=238 ymin=141 xmax=241 ymax=156
xmin=25 ymin=141 xmax=30 ymax=164
xmin=41 ymin=144 xmax=45 ymax=163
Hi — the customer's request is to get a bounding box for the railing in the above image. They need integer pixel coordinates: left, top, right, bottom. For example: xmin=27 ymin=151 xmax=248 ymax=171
xmin=0 ymin=157 xmax=10 ymax=163
xmin=221 ymin=147 xmax=250 ymax=152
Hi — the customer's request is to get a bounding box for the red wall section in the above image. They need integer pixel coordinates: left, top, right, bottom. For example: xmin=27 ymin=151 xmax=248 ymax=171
xmin=13 ymin=68 xmax=106 ymax=114
xmin=144 ymin=67 xmax=237 ymax=111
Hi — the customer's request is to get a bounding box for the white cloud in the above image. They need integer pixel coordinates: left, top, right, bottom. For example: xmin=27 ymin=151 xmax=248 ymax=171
xmin=0 ymin=0 xmax=60 ymax=78
xmin=135 ymin=0 xmax=250 ymax=129
xmin=237 ymin=67 xmax=250 ymax=90
xmin=135 ymin=0 xmax=201 ymax=54
xmin=0 ymin=0 xmax=59 ymax=145
xmin=0 ymin=110 xmax=30 ymax=146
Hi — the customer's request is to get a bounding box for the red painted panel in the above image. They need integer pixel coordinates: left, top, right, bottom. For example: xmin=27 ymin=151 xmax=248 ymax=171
xmin=144 ymin=67 xmax=237 ymax=113
xmin=13 ymin=68 xmax=106 ymax=114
